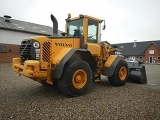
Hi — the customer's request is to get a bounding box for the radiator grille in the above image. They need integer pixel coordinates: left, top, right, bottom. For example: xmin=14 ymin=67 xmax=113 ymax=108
xmin=20 ymin=42 xmax=31 ymax=56
xmin=42 ymin=42 xmax=51 ymax=62
xmin=19 ymin=40 xmax=32 ymax=63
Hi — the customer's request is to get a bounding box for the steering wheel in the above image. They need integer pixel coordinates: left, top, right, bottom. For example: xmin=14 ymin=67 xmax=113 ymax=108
xmin=88 ymin=36 xmax=93 ymax=39
xmin=88 ymin=34 xmax=94 ymax=40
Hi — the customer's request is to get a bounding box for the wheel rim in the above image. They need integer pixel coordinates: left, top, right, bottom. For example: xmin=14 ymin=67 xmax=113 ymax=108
xmin=119 ymin=67 xmax=127 ymax=81
xmin=72 ymin=69 xmax=87 ymax=89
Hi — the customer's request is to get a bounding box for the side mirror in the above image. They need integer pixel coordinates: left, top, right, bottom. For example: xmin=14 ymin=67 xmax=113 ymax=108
xmin=102 ymin=20 xmax=106 ymax=30
xmin=102 ymin=25 xmax=106 ymax=30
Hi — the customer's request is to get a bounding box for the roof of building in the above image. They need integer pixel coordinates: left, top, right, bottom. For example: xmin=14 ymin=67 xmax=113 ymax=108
xmin=0 ymin=15 xmax=62 ymax=36
xmin=113 ymin=40 xmax=160 ymax=56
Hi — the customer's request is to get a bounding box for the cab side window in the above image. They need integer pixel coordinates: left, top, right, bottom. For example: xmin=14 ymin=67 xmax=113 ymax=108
xmin=88 ymin=20 xmax=98 ymax=43
xmin=67 ymin=19 xmax=83 ymax=36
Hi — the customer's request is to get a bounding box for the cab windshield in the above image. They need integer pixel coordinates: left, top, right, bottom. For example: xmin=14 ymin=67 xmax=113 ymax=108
xmin=67 ymin=19 xmax=83 ymax=36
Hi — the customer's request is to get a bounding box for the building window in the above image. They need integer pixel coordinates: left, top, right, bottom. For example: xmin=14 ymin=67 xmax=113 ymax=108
xmin=149 ymin=50 xmax=154 ymax=54
xmin=157 ymin=56 xmax=160 ymax=60
xmin=0 ymin=45 xmax=8 ymax=53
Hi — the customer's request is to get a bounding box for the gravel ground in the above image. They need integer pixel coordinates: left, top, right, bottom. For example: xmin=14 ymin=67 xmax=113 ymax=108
xmin=0 ymin=63 xmax=160 ymax=120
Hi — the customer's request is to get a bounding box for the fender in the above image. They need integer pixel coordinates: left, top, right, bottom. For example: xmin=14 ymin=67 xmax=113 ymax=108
xmin=51 ymin=48 xmax=97 ymax=79
xmin=102 ymin=55 xmax=124 ymax=77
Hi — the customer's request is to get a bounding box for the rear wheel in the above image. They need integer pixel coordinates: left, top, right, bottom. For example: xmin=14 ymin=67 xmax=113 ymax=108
xmin=57 ymin=60 xmax=92 ymax=97
xmin=108 ymin=60 xmax=129 ymax=86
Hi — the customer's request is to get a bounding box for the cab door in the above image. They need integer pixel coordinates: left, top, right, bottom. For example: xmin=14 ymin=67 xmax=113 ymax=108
xmin=87 ymin=19 xmax=101 ymax=56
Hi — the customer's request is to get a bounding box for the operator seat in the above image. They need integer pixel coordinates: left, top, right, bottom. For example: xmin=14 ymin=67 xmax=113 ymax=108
xmin=73 ymin=29 xmax=81 ymax=36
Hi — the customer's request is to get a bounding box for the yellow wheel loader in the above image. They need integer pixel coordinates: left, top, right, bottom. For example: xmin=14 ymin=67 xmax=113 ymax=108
xmin=12 ymin=14 xmax=147 ymax=96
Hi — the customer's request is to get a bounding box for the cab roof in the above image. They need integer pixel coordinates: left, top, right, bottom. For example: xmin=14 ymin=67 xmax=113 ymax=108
xmin=70 ymin=14 xmax=103 ymax=23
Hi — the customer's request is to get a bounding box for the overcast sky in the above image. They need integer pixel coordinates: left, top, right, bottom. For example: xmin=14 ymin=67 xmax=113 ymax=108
xmin=1 ymin=0 xmax=160 ymax=43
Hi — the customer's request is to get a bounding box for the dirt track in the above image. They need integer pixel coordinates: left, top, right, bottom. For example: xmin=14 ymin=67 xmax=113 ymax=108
xmin=0 ymin=63 xmax=160 ymax=120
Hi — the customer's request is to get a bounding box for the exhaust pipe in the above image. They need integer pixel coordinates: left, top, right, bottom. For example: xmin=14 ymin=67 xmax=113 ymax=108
xmin=50 ymin=14 xmax=58 ymax=36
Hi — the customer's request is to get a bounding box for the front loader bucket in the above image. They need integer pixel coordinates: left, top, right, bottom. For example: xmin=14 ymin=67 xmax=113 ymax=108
xmin=128 ymin=64 xmax=147 ymax=84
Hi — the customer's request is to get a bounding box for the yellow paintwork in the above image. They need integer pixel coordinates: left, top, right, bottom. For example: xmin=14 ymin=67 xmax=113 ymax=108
xmin=52 ymin=48 xmax=72 ymax=64
xmin=87 ymin=43 xmax=101 ymax=56
xmin=12 ymin=58 xmax=51 ymax=83
xmin=83 ymin=18 xmax=89 ymax=44
xmin=104 ymin=55 xmax=118 ymax=67
xmin=72 ymin=69 xmax=87 ymax=89
xmin=119 ymin=67 xmax=127 ymax=81
xmin=51 ymin=38 xmax=80 ymax=62
xmin=29 ymin=36 xmax=50 ymax=43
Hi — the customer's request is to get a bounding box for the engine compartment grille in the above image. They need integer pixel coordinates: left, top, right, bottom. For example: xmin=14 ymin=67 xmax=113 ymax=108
xmin=20 ymin=41 xmax=31 ymax=55
xmin=42 ymin=42 xmax=51 ymax=62
xmin=19 ymin=40 xmax=32 ymax=63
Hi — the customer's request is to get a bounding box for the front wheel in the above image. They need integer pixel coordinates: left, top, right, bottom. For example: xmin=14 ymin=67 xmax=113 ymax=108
xmin=108 ymin=60 xmax=129 ymax=86
xmin=57 ymin=60 xmax=92 ymax=97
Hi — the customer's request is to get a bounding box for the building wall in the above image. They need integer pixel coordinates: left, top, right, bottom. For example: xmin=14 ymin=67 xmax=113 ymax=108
xmin=143 ymin=44 xmax=160 ymax=63
xmin=0 ymin=43 xmax=20 ymax=63
xmin=0 ymin=29 xmax=40 ymax=45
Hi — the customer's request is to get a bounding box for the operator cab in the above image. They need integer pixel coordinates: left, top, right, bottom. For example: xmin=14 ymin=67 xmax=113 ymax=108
xmin=65 ymin=14 xmax=105 ymax=44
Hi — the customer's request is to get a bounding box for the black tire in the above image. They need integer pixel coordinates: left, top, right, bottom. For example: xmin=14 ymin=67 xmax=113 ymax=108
xmin=57 ymin=60 xmax=92 ymax=97
xmin=108 ymin=60 xmax=129 ymax=86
